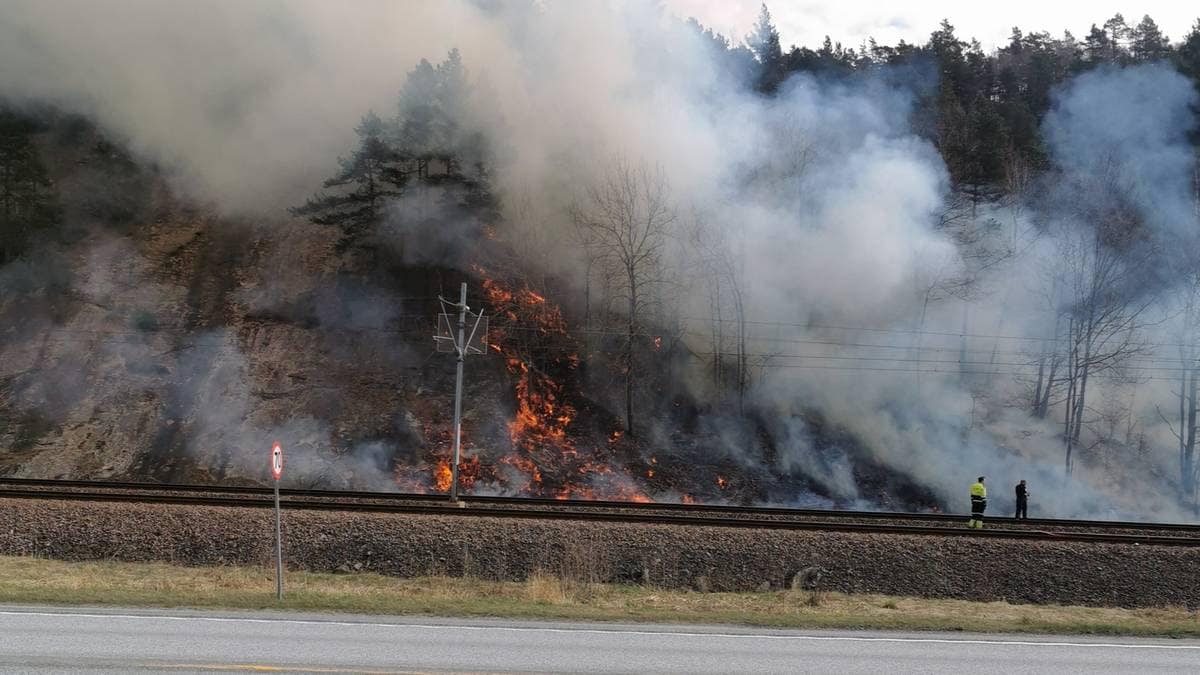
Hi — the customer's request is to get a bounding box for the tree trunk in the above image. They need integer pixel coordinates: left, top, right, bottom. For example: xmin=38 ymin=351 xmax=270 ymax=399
xmin=1073 ymin=365 xmax=1089 ymax=443
xmin=625 ymin=265 xmax=637 ymax=437
xmin=582 ymin=257 xmax=592 ymax=331
xmin=1063 ymin=318 xmax=1078 ymax=476
xmin=1071 ymin=312 xmax=1095 ymax=444
xmin=1064 ymin=382 xmax=1076 ymax=475
xmin=1185 ymin=363 xmax=1198 ymax=508
xmin=711 ymin=276 xmax=723 ymax=397
xmin=1040 ymin=364 xmax=1057 ymax=418
xmin=1033 ymin=356 xmax=1046 ymax=416
xmin=959 ymin=301 xmax=970 ymax=384
xmin=1179 ymin=357 xmax=1188 ymax=492
xmin=913 ymin=292 xmax=932 ymax=396
xmin=734 ymin=287 xmax=747 ymax=416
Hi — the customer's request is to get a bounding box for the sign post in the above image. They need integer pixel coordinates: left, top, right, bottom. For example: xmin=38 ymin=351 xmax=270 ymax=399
xmin=271 ymin=441 xmax=284 ymax=601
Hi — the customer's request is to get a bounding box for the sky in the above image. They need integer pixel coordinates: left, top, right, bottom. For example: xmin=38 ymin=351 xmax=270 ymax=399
xmin=664 ymin=0 xmax=1199 ymax=51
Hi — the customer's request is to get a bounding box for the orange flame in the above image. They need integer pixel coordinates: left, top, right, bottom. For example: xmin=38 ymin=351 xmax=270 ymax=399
xmin=436 ymin=265 xmax=657 ymax=502
xmin=434 ymin=461 xmax=453 ymax=492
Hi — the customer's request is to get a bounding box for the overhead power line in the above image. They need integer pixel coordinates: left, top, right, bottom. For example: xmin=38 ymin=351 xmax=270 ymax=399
xmin=680 ymin=315 xmax=1198 ymax=350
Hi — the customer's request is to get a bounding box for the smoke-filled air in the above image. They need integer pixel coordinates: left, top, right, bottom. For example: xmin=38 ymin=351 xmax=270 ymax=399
xmin=1 ymin=0 xmax=1199 ymax=521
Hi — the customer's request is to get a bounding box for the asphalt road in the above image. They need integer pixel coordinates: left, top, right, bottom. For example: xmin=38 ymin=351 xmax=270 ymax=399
xmin=0 ymin=606 xmax=1197 ymax=674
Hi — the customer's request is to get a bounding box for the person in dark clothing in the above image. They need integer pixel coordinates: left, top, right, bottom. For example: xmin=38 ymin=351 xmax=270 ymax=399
xmin=1015 ymin=479 xmax=1028 ymax=519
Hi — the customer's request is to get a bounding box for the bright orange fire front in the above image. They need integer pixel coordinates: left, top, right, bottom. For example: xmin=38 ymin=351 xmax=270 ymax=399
xmin=476 ymin=268 xmax=650 ymax=502
xmin=434 ymin=460 xmax=453 ymax=492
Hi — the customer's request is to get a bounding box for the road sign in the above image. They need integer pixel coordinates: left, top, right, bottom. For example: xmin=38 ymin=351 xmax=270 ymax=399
xmin=270 ymin=441 xmax=285 ymax=600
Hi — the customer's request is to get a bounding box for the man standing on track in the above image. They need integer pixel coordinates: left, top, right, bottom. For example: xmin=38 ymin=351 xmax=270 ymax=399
xmin=968 ymin=476 xmax=987 ymax=529
xmin=1015 ymin=479 xmax=1028 ymax=519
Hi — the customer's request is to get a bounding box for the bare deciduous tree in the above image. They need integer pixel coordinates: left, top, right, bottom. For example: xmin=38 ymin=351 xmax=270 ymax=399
xmin=1158 ymin=157 xmax=1200 ymax=511
xmin=572 ymin=159 xmax=676 ymax=437
xmin=910 ymin=192 xmax=1014 ymax=391
xmin=1029 ymin=308 xmax=1065 ymax=419
xmin=688 ymin=211 xmax=749 ymax=413
xmin=1050 ymin=182 xmax=1155 ymax=476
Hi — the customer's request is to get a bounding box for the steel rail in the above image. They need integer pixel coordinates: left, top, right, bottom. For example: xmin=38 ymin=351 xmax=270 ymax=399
xmin=0 ymin=476 xmax=1196 ymax=533
xmin=0 ymin=484 xmax=1197 ymax=547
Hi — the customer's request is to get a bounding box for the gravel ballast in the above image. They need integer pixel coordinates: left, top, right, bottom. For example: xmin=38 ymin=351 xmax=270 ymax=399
xmin=1 ymin=497 xmax=1195 ymax=609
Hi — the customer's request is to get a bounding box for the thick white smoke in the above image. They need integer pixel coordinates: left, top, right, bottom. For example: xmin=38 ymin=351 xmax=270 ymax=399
xmin=2 ymin=1 xmax=1197 ymax=519
xmin=1043 ymin=64 xmax=1198 ymax=237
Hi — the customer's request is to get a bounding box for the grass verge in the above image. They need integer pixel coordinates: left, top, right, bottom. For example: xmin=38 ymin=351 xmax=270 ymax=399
xmin=0 ymin=555 xmax=1196 ymax=636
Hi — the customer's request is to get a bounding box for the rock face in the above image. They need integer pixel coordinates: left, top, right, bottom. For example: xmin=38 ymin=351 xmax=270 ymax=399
xmin=0 ymin=118 xmax=482 ymax=488
xmin=0 ymin=113 xmax=956 ymax=512
xmin=0 ymin=114 xmax=952 ymax=509
xmin=0 ymin=201 xmax=465 ymax=486
xmin=2 ymin=496 xmax=1197 ymax=609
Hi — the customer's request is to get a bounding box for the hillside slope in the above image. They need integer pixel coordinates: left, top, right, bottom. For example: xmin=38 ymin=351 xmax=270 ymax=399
xmin=0 ymin=112 xmax=936 ymax=510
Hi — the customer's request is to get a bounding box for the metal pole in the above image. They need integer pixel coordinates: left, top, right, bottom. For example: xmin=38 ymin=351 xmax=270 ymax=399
xmin=273 ymin=481 xmax=283 ymax=600
xmin=450 ymin=282 xmax=467 ymax=502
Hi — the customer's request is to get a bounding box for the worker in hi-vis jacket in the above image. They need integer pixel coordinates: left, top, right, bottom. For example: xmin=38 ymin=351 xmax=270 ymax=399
xmin=968 ymin=476 xmax=987 ymax=529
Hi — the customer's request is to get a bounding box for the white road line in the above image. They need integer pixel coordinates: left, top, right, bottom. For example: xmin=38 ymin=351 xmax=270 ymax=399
xmin=1 ymin=609 xmax=1197 ymax=650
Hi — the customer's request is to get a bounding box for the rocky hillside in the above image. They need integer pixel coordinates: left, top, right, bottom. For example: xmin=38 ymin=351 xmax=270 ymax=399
xmin=0 ymin=109 xmax=940 ymax=509
xmin=1 ymin=112 xmax=452 ymax=484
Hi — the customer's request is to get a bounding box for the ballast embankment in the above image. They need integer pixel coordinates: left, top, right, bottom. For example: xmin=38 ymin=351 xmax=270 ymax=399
xmin=1 ymin=496 xmax=1197 ymax=609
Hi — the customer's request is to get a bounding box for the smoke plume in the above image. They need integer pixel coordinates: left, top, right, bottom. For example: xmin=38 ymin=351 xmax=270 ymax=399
xmin=2 ymin=1 xmax=1198 ymax=519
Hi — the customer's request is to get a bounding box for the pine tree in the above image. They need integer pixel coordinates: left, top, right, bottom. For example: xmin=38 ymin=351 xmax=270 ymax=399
xmin=928 ymin=20 xmax=971 ymax=98
xmin=1130 ymin=15 xmax=1170 ymax=62
xmin=434 ymin=48 xmax=468 ymax=160
xmin=291 ymin=111 xmax=406 ymax=251
xmin=393 ymin=49 xmax=477 ymax=178
xmin=1103 ymin=14 xmax=1131 ymax=44
xmin=1101 ymin=14 xmax=1131 ymax=63
xmin=1084 ymin=24 xmax=1114 ymax=64
xmin=746 ymin=4 xmax=784 ymax=94
xmin=1178 ymin=20 xmax=1200 ymax=82
xmin=1178 ymin=21 xmax=1200 ymax=147
xmin=391 ymin=50 xmax=497 ymax=249
xmin=396 ymin=59 xmax=440 ymax=178
xmin=962 ymin=102 xmax=1009 ymax=205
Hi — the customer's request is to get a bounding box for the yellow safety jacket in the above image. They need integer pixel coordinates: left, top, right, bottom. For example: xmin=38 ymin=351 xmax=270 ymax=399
xmin=970 ymin=482 xmax=987 ymax=499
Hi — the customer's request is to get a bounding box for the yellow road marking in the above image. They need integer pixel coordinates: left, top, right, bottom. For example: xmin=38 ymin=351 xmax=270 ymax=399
xmin=156 ymin=664 xmax=432 ymax=674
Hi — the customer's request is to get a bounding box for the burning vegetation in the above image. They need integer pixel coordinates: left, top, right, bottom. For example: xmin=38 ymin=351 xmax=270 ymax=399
xmin=385 ymin=263 xmax=934 ymax=509
xmin=396 ymin=266 xmax=653 ymax=502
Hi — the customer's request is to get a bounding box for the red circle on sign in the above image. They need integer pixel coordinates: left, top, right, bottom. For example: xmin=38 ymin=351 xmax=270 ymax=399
xmin=271 ymin=442 xmax=283 ymax=481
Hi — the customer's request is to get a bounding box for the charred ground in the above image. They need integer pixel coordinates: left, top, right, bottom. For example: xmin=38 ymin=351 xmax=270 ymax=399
xmin=0 ymin=109 xmax=937 ymax=511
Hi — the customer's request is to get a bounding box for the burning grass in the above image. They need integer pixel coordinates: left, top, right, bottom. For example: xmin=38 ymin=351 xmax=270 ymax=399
xmin=392 ymin=269 xmax=656 ymax=501
xmin=1 ymin=555 xmax=1197 ymax=637
xmin=387 ymin=268 xmax=936 ymax=511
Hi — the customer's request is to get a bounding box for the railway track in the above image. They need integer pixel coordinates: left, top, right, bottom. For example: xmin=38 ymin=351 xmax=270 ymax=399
xmin=1 ymin=476 xmax=1197 ymax=547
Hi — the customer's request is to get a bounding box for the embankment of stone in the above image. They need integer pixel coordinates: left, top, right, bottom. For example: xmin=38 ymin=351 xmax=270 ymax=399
xmin=1 ymin=498 xmax=1194 ymax=608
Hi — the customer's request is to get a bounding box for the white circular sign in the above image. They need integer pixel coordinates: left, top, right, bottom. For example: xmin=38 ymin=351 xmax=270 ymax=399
xmin=271 ymin=442 xmax=283 ymax=480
